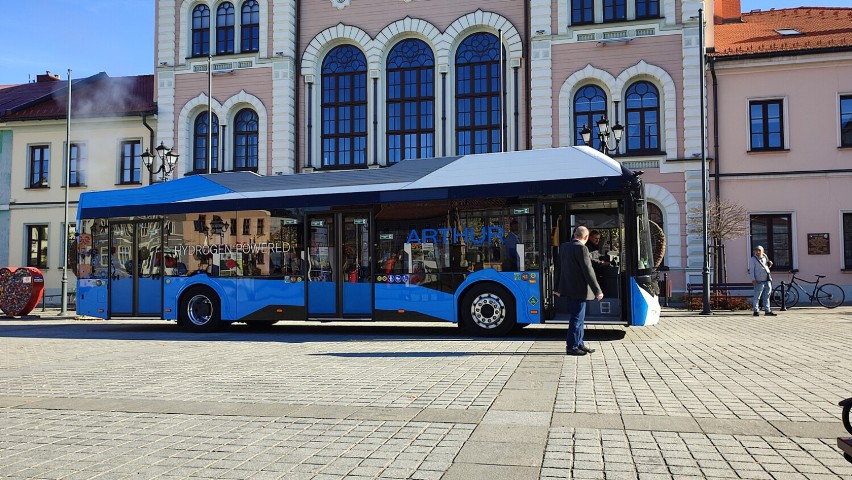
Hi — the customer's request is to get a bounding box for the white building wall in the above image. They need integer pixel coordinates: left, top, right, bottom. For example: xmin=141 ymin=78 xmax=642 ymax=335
xmin=5 ymin=117 xmax=156 ymax=299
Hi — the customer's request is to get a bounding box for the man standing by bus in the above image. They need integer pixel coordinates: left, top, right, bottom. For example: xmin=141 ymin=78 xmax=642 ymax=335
xmin=555 ymin=226 xmax=604 ymax=356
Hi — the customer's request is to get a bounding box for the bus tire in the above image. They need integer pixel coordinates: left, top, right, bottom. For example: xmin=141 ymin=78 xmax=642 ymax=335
xmin=179 ymin=287 xmax=225 ymax=333
xmin=461 ymin=283 xmax=516 ymax=337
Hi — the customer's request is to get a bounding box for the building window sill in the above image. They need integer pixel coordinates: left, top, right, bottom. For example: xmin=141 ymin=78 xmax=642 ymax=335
xmin=747 ymin=148 xmax=789 ymax=154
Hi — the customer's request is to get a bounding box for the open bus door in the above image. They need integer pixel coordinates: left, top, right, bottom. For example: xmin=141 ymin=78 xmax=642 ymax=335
xmin=542 ymin=200 xmax=626 ymax=325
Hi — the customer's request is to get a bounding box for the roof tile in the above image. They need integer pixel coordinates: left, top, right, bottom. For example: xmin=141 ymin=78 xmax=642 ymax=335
xmin=713 ymin=7 xmax=852 ymax=57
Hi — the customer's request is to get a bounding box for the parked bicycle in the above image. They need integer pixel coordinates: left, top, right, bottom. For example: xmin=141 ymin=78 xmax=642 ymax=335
xmin=771 ymin=269 xmax=846 ymax=309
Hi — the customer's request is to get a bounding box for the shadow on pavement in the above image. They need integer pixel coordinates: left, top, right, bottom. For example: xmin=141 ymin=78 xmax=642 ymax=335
xmin=0 ymin=319 xmax=626 ymax=344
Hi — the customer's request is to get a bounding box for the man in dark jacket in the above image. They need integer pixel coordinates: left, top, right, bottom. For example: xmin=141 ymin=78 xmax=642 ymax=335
xmin=554 ymin=226 xmax=604 ymax=356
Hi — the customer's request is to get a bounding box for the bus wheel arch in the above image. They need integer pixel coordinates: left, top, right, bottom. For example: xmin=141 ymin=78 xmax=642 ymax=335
xmin=460 ymin=282 xmax=517 ymax=337
xmin=178 ymin=286 xmax=225 ymax=333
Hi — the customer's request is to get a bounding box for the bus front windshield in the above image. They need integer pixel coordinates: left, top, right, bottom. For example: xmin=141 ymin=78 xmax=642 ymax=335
xmin=636 ymin=198 xmax=654 ymax=273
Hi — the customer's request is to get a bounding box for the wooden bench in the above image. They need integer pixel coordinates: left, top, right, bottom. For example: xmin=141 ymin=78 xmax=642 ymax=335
xmin=685 ymin=283 xmax=754 ymax=310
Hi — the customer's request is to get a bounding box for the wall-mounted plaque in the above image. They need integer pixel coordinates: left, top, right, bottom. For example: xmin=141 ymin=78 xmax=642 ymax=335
xmin=807 ymin=233 xmax=830 ymax=255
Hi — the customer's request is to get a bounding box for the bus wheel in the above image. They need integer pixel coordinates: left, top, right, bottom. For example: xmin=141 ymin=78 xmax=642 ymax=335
xmin=179 ymin=287 xmax=224 ymax=333
xmin=462 ymin=284 xmax=516 ymax=337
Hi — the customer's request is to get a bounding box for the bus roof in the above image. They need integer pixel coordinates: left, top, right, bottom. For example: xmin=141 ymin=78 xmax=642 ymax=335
xmin=77 ymin=146 xmax=636 ymax=219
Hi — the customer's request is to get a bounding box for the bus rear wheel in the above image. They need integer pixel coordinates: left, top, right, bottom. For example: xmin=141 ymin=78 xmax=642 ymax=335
xmin=461 ymin=284 xmax=516 ymax=337
xmin=179 ymin=287 xmax=225 ymax=333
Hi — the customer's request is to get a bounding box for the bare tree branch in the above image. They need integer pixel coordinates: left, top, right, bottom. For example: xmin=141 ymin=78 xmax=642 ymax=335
xmin=687 ymin=199 xmax=747 ymax=243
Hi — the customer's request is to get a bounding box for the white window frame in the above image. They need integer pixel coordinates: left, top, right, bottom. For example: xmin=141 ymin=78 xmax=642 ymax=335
xmin=746 ymin=96 xmax=789 ymax=152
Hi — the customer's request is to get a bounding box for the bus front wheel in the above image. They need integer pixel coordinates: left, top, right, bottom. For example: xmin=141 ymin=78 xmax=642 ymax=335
xmin=461 ymin=284 xmax=516 ymax=337
xmin=179 ymin=287 xmax=225 ymax=333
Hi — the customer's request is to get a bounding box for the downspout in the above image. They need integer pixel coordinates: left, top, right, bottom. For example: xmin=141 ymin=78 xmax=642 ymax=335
xmin=709 ymin=57 xmax=720 ymax=201
xmin=294 ymin=0 xmax=302 ymax=173
xmin=142 ymin=113 xmax=155 ymax=185
xmin=524 ymin=0 xmax=532 ymax=149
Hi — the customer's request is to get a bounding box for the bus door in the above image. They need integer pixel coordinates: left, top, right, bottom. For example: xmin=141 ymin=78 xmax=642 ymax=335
xmin=341 ymin=214 xmax=371 ymax=316
xmin=108 ymin=220 xmax=163 ymax=317
xmin=569 ymin=203 xmax=624 ymax=324
xmin=541 ymin=203 xmax=558 ymax=320
xmin=307 ymin=215 xmax=336 ymax=315
xmin=543 ymin=201 xmax=625 ymax=325
xmin=306 ymin=213 xmax=372 ymax=317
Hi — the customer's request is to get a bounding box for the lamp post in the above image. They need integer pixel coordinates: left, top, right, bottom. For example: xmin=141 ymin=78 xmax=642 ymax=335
xmin=60 ymin=68 xmax=72 ymax=316
xmin=580 ymin=114 xmax=624 ymax=155
xmin=141 ymin=141 xmax=179 ymax=182
xmin=698 ymin=8 xmax=712 ymax=315
xmin=207 ymin=55 xmax=213 ymax=174
xmin=209 ymin=216 xmax=229 ymax=243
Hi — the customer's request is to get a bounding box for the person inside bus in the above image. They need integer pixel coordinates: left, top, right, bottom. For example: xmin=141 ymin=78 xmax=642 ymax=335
xmin=587 ymin=229 xmax=610 ymax=265
xmin=385 ymin=250 xmax=404 ymax=274
xmin=502 ymin=220 xmax=521 ymax=271
xmin=554 ymin=226 xmax=604 ymax=356
xmin=586 ymin=229 xmax=612 ymax=295
xmin=587 ymin=230 xmax=602 ymax=256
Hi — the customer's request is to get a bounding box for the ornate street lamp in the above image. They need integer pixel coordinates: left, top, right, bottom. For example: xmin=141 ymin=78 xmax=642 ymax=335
xmin=580 ymin=114 xmax=624 ymax=155
xmin=209 ymin=216 xmax=229 ymax=242
xmin=141 ymin=141 xmax=179 ymax=182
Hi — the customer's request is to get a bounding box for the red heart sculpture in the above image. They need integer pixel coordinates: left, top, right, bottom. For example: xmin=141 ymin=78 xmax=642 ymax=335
xmin=0 ymin=267 xmax=45 ymax=317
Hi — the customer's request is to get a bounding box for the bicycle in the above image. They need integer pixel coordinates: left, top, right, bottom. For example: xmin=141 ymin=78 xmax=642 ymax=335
xmin=771 ymin=269 xmax=846 ymax=309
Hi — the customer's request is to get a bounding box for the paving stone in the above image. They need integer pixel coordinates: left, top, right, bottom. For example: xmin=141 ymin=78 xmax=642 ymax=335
xmin=453 ymin=440 xmax=544 ymax=467
xmin=441 ymin=463 xmax=539 ymax=480
xmin=467 ymin=424 xmax=549 ymax=444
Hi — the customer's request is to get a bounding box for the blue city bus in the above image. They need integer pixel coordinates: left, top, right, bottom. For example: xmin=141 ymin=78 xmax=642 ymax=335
xmin=75 ymin=147 xmax=660 ymax=335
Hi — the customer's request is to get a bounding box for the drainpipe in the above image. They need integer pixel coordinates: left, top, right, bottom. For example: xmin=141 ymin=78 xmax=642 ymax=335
xmin=142 ymin=113 xmax=155 ymax=185
xmin=524 ymin=0 xmax=531 ymax=149
xmin=709 ymin=57 xmax=720 ymax=201
xmin=293 ymin=0 xmax=302 ymax=173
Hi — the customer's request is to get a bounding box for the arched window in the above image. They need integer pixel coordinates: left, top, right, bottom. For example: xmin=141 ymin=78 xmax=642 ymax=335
xmin=321 ymin=45 xmax=367 ymax=168
xmin=191 ymin=5 xmax=210 ymax=57
xmin=625 ymin=81 xmax=660 ymax=154
xmin=241 ymin=0 xmax=260 ymax=53
xmin=386 ymin=39 xmax=435 ymax=164
xmin=216 ymin=2 xmax=235 ymax=55
xmin=573 ymin=85 xmax=607 ymax=151
xmin=233 ymin=109 xmax=259 ymax=171
xmin=455 ymin=32 xmax=503 ymax=155
xmin=193 ymin=112 xmax=219 ymax=173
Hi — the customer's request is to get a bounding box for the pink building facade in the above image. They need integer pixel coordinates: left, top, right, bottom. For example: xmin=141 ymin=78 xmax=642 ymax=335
xmin=710 ymin=4 xmax=852 ymax=296
xmin=155 ymin=0 xmax=711 ymax=294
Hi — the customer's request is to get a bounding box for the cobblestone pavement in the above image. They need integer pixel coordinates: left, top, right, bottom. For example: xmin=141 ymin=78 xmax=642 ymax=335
xmin=1 ymin=307 xmax=851 ymax=479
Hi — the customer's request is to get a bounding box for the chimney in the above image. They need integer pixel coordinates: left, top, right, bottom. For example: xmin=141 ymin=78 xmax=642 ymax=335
xmin=36 ymin=71 xmax=61 ymax=82
xmin=714 ymin=0 xmax=742 ymax=24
